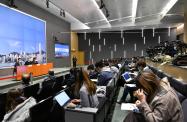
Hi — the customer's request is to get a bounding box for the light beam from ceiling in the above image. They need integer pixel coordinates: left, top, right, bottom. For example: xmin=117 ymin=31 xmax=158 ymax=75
xmin=132 ymin=0 xmax=138 ymax=23
xmin=160 ymin=0 xmax=178 ymax=19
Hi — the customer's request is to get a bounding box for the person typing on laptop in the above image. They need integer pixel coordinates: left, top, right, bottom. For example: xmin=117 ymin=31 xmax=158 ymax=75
xmin=118 ymin=61 xmax=151 ymax=104
xmin=68 ymin=68 xmax=99 ymax=108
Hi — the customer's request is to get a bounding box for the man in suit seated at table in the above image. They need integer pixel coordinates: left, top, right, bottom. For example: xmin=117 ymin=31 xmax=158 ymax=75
xmin=24 ymin=58 xmax=32 ymax=65
xmin=31 ymin=57 xmax=38 ymax=65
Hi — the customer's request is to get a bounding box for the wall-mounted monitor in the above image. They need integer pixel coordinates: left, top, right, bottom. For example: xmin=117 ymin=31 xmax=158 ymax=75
xmin=55 ymin=43 xmax=69 ymax=57
xmin=0 ymin=3 xmax=46 ymax=69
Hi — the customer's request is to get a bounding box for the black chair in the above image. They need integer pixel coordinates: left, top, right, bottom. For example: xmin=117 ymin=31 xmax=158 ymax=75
xmin=52 ymin=80 xmax=63 ymax=94
xmin=106 ymin=78 xmax=115 ymax=100
xmin=50 ymin=99 xmax=65 ymax=122
xmin=0 ymin=93 xmax=7 ymax=122
xmin=157 ymin=70 xmax=164 ymax=79
xmin=23 ymin=83 xmax=39 ymax=101
xmin=150 ymin=67 xmax=157 ymax=74
xmin=56 ymin=75 xmax=64 ymax=83
xmin=169 ymin=78 xmax=187 ymax=97
xmin=182 ymin=99 xmax=187 ymax=122
xmin=96 ymin=97 xmax=107 ymax=122
xmin=29 ymin=96 xmax=53 ymax=122
xmin=37 ymin=79 xmax=54 ymax=101
xmin=64 ymin=74 xmax=70 ymax=80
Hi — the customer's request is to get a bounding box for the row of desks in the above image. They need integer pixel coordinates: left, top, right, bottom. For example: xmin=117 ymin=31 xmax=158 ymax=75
xmin=146 ymin=60 xmax=187 ymax=83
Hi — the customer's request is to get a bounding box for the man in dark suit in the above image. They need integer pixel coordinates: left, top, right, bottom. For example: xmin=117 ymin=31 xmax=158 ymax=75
xmin=72 ymin=56 xmax=77 ymax=68
xmin=13 ymin=58 xmax=21 ymax=76
xmin=31 ymin=57 xmax=38 ymax=65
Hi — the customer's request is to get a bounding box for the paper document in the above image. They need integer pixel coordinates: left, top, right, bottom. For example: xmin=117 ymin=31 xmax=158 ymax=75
xmin=126 ymin=84 xmax=136 ymax=87
xmin=91 ymin=79 xmax=98 ymax=82
xmin=129 ymin=72 xmax=138 ymax=76
xmin=121 ymin=103 xmax=138 ymax=111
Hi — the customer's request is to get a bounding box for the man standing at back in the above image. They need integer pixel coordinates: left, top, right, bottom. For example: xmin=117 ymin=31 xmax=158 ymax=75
xmin=72 ymin=56 xmax=77 ymax=68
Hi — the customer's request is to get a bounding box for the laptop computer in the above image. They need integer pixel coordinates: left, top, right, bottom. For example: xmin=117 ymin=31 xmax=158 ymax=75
xmin=54 ymin=91 xmax=70 ymax=107
xmin=122 ymin=72 xmax=132 ymax=82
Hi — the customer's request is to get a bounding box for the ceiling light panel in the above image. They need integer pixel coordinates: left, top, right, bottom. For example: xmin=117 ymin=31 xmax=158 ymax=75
xmin=160 ymin=0 xmax=178 ymax=18
xmin=132 ymin=0 xmax=138 ymax=22
xmin=136 ymin=0 xmax=170 ymax=18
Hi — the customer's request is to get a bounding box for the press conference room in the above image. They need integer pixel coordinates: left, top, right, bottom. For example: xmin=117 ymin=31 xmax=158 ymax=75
xmin=0 ymin=0 xmax=187 ymax=122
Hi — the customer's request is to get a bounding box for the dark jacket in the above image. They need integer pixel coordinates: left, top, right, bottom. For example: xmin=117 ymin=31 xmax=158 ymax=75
xmin=89 ymin=71 xmax=99 ymax=79
xmin=97 ymin=67 xmax=113 ymax=86
xmin=65 ymin=75 xmax=75 ymax=87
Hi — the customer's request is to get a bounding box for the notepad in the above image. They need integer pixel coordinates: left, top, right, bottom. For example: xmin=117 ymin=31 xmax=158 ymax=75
xmin=91 ymin=79 xmax=98 ymax=82
xmin=126 ymin=84 xmax=136 ymax=87
xmin=121 ymin=103 xmax=138 ymax=111
xmin=129 ymin=72 xmax=138 ymax=77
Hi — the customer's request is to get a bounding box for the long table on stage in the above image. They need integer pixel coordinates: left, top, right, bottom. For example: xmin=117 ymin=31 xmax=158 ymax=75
xmin=16 ymin=63 xmax=53 ymax=80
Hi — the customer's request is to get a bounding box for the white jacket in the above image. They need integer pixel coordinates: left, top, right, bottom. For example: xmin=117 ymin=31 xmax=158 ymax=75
xmin=3 ymin=97 xmax=36 ymax=122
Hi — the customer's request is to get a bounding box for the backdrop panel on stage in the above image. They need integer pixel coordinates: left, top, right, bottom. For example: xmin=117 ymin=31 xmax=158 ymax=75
xmin=0 ymin=4 xmax=46 ymax=69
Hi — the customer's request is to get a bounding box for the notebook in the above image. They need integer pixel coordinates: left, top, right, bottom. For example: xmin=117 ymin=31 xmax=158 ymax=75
xmin=54 ymin=91 xmax=70 ymax=107
xmin=121 ymin=103 xmax=138 ymax=111
xmin=91 ymin=79 xmax=98 ymax=82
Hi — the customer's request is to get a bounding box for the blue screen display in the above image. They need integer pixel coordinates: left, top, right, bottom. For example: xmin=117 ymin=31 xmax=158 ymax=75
xmin=55 ymin=43 xmax=69 ymax=57
xmin=0 ymin=4 xmax=46 ymax=68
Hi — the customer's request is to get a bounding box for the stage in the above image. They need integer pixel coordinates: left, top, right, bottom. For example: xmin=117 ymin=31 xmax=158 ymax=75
xmin=0 ymin=67 xmax=71 ymax=93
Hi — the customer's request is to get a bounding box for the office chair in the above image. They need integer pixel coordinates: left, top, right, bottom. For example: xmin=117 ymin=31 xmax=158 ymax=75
xmin=0 ymin=93 xmax=7 ymax=122
xmin=29 ymin=96 xmax=53 ymax=122
xmin=23 ymin=83 xmax=39 ymax=101
xmin=37 ymin=79 xmax=54 ymax=101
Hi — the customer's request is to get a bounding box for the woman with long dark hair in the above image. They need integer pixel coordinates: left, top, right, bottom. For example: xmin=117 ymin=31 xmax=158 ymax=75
xmin=72 ymin=68 xmax=99 ymax=108
xmin=124 ymin=71 xmax=184 ymax=122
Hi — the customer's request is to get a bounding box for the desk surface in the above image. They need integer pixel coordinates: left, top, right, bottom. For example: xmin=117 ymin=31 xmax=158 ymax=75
xmin=65 ymin=107 xmax=98 ymax=114
xmin=147 ymin=60 xmax=187 ymax=83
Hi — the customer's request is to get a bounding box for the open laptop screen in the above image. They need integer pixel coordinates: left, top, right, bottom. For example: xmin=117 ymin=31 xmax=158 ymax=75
xmin=54 ymin=91 xmax=70 ymax=107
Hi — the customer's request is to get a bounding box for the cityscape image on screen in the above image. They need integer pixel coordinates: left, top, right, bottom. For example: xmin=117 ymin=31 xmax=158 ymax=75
xmin=55 ymin=43 xmax=69 ymax=57
xmin=0 ymin=4 xmax=46 ymax=68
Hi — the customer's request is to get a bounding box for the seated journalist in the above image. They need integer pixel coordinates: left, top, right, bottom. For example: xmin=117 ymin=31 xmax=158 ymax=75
xmin=124 ymin=71 xmax=184 ymax=122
